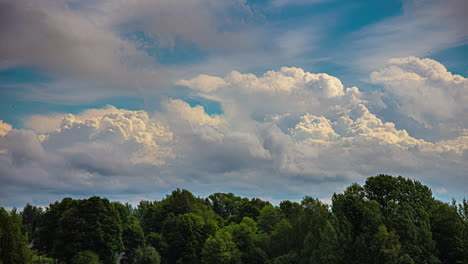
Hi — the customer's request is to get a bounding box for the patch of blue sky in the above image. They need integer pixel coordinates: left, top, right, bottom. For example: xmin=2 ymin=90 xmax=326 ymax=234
xmin=0 ymin=67 xmax=52 ymax=84
xmin=0 ymin=95 xmax=145 ymax=129
xmin=183 ymin=96 xmax=223 ymax=116
xmin=430 ymin=44 xmax=468 ymax=76
xmin=125 ymin=31 xmax=209 ymax=66
xmin=255 ymin=0 xmax=402 ymax=30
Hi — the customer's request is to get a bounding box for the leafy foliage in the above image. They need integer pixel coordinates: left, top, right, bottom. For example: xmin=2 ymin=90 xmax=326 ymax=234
xmin=71 ymin=250 xmax=100 ymax=264
xmin=3 ymin=175 xmax=466 ymax=264
xmin=0 ymin=207 xmax=32 ymax=264
xmin=134 ymin=246 xmax=161 ymax=264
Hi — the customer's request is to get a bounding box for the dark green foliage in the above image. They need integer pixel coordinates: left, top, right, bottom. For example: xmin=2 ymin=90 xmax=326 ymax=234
xmin=458 ymin=199 xmax=468 ymax=264
xmin=113 ymin=202 xmax=145 ymax=263
xmin=202 ymin=230 xmax=241 ymax=264
xmin=146 ymin=232 xmax=168 ymax=257
xmin=208 ymin=193 xmax=243 ymax=219
xmin=269 ymin=219 xmax=294 ymax=258
xmin=20 ymin=203 xmax=43 ymax=243
xmin=35 ymin=197 xmax=123 ymax=264
xmin=273 ymin=252 xmax=298 ymax=264
xmin=161 ymin=213 xmax=212 ymax=264
xmin=0 ymin=207 xmax=32 ymax=264
xmin=431 ymin=201 xmax=464 ymax=264
xmin=258 ymin=205 xmax=280 ymax=233
xmin=12 ymin=174 xmax=467 ymax=264
xmin=134 ymin=246 xmax=161 ymax=264
xmin=71 ymin=250 xmax=100 ymax=264
xmin=365 ymin=175 xmax=439 ymax=264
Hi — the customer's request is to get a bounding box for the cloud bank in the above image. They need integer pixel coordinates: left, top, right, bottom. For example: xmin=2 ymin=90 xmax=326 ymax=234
xmin=1 ymin=57 xmax=466 ymax=206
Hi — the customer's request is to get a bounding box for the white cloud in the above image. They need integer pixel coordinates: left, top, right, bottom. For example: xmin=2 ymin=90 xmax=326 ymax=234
xmin=176 ymin=75 xmax=227 ymax=93
xmin=371 ymin=57 xmax=467 ymax=139
xmin=0 ymin=120 xmax=11 ymax=136
xmin=1 ymin=61 xmax=467 ymax=207
xmin=344 ymin=0 xmax=467 ymax=70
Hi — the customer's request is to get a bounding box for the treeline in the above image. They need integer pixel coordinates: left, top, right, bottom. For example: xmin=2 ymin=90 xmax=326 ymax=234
xmin=1 ymin=175 xmax=467 ymax=264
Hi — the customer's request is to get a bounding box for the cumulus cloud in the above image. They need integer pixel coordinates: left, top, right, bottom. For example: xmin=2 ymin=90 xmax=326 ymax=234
xmin=178 ymin=67 xmax=364 ymax=128
xmin=1 ymin=60 xmax=467 ymax=207
xmin=0 ymin=120 xmax=11 ymax=136
xmin=371 ymin=57 xmax=467 ymax=139
xmin=0 ymin=107 xmax=175 ymax=206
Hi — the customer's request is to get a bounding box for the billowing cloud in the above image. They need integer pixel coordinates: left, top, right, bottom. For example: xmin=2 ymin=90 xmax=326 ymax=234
xmin=0 ymin=120 xmax=11 ymax=137
xmin=1 ymin=59 xmax=467 ymax=207
xmin=371 ymin=57 xmax=467 ymax=139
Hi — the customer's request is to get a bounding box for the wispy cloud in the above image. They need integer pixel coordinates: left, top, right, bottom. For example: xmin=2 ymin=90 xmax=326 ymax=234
xmin=343 ymin=0 xmax=468 ymax=70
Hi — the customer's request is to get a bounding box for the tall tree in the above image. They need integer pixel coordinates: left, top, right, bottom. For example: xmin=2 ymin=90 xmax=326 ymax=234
xmin=36 ymin=197 xmax=124 ymax=264
xmin=202 ymin=230 xmax=241 ymax=264
xmin=364 ymin=175 xmax=439 ymax=264
xmin=258 ymin=205 xmax=280 ymax=233
xmin=0 ymin=207 xmax=32 ymax=264
xmin=20 ymin=203 xmax=43 ymax=243
xmin=134 ymin=246 xmax=161 ymax=264
xmin=161 ymin=213 xmax=214 ymax=264
xmin=431 ymin=201 xmax=464 ymax=264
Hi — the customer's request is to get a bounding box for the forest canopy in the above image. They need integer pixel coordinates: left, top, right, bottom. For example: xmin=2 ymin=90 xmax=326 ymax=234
xmin=1 ymin=175 xmax=467 ymax=264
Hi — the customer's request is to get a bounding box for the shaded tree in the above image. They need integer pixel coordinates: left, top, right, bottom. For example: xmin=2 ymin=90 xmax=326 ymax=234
xmin=71 ymin=250 xmax=100 ymax=264
xmin=431 ymin=201 xmax=464 ymax=264
xmin=258 ymin=205 xmax=280 ymax=233
xmin=202 ymin=230 xmax=241 ymax=264
xmin=0 ymin=207 xmax=32 ymax=264
xmin=134 ymin=246 xmax=161 ymax=264
xmin=20 ymin=203 xmax=43 ymax=243
xmin=36 ymin=197 xmax=123 ymax=263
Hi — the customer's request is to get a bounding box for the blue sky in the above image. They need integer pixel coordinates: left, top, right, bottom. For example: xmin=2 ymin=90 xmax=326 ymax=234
xmin=0 ymin=0 xmax=467 ymax=207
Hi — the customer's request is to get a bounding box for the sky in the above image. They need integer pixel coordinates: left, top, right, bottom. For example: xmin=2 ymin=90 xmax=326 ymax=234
xmin=0 ymin=0 xmax=467 ymax=208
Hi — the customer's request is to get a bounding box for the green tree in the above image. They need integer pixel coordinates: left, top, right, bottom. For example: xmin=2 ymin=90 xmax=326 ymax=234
xmin=146 ymin=232 xmax=168 ymax=258
xmin=0 ymin=207 xmax=32 ymax=264
xmin=258 ymin=205 xmax=280 ymax=233
xmin=374 ymin=225 xmax=402 ymax=264
xmin=431 ymin=201 xmax=464 ymax=264
xmin=36 ymin=197 xmax=123 ymax=263
xmin=331 ymin=183 xmax=387 ymax=263
xmin=208 ymin=193 xmax=243 ymax=219
xmin=202 ymin=230 xmax=241 ymax=264
xmin=457 ymin=199 xmax=468 ymax=264
xmin=113 ymin=202 xmax=145 ymax=263
xmin=134 ymin=246 xmax=161 ymax=264
xmin=35 ymin=197 xmax=77 ymax=256
xmin=273 ymin=252 xmax=298 ymax=264
xmin=315 ymin=219 xmax=342 ymax=264
xmin=224 ymin=217 xmax=267 ymax=263
xmin=71 ymin=250 xmax=100 ymax=264
xmin=364 ymin=175 xmax=439 ymax=264
xmin=142 ymin=189 xmax=220 ymax=235
xmin=269 ymin=219 xmax=294 ymax=258
xmin=162 ymin=213 xmax=212 ymax=264
xmin=20 ymin=203 xmax=43 ymax=243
